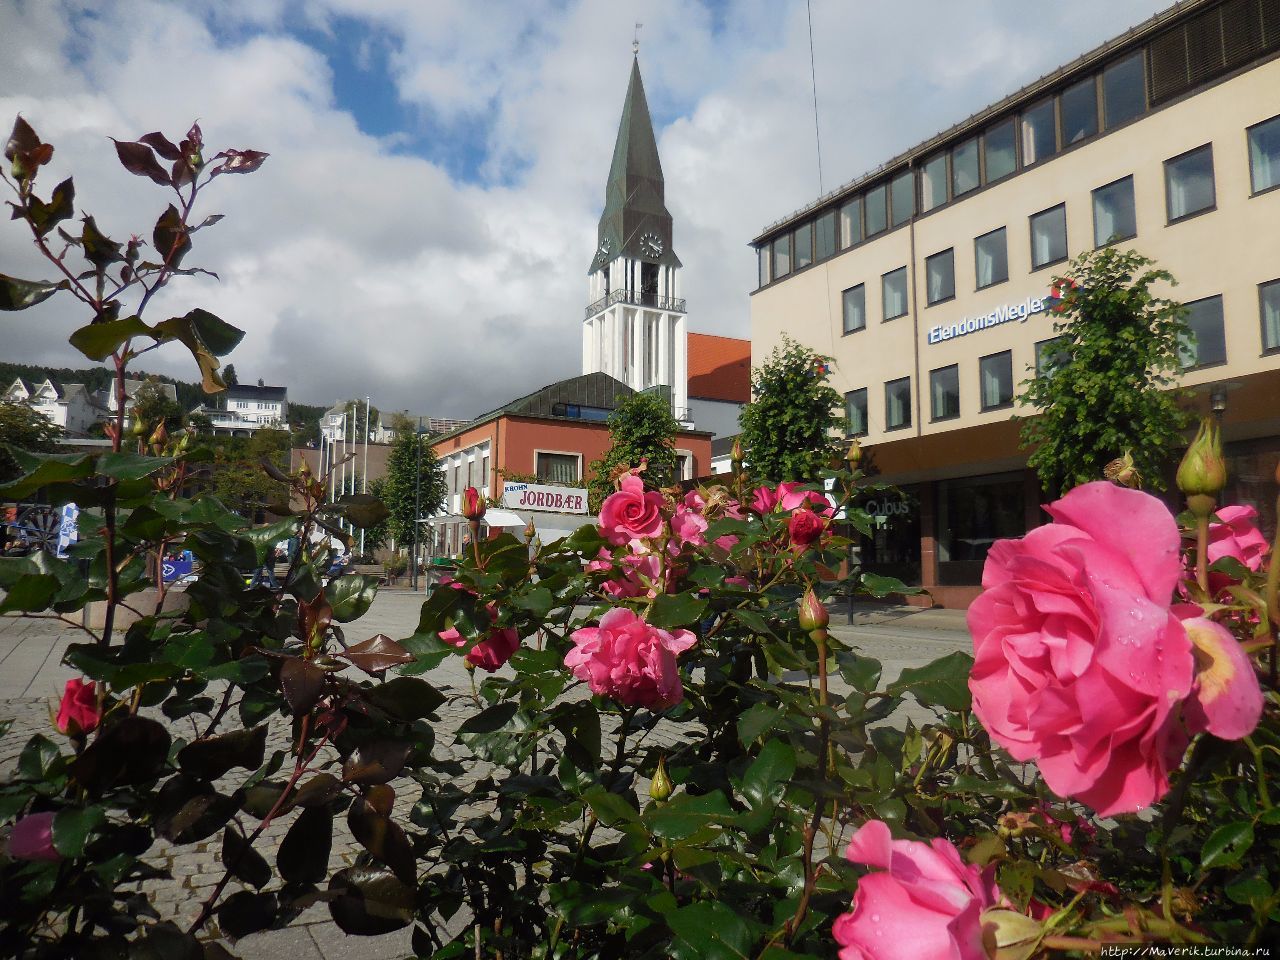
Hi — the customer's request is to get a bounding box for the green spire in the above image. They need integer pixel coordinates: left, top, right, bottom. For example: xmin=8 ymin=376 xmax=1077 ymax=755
xmin=590 ymin=57 xmax=680 ymax=274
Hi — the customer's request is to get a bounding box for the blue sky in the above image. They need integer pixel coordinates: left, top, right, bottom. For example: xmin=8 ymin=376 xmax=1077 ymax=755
xmin=0 ymin=0 xmax=1172 ymax=415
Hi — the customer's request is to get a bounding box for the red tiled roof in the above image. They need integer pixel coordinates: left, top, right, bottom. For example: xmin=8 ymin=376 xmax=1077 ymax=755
xmin=687 ymin=333 xmax=750 ymax=403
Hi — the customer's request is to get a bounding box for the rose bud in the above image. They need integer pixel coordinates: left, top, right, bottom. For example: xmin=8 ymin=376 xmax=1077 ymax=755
xmin=846 ymin=439 xmax=862 ymax=469
xmin=1103 ymin=450 xmax=1142 ymax=489
xmin=649 ymin=755 xmax=674 ymax=803
xmin=1177 ymin=417 xmax=1227 ymax=501
xmin=54 ymin=678 xmax=100 ymax=737
xmin=788 ymin=508 xmax=825 ymax=549
xmin=461 ymin=486 xmax=486 ymax=522
xmin=798 ymin=588 xmax=830 ymax=633
xmin=148 ymin=421 xmax=169 ymax=449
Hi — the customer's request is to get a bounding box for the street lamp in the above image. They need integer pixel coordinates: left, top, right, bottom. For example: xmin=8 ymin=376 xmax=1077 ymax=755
xmin=412 ymin=416 xmax=423 ymax=591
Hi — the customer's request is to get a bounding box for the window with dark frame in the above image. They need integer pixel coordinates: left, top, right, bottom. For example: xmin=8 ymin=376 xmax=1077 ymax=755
xmin=984 ymin=119 xmax=1017 ymax=183
xmin=865 ymin=184 xmax=888 ymax=236
xmin=922 ymin=152 xmax=948 ymax=212
xmin=1021 ymin=98 xmax=1057 ymax=166
xmin=793 ymin=221 xmax=813 ymax=270
xmin=1029 ymin=204 xmax=1068 ymax=269
xmin=842 ymin=284 xmax=866 ymax=335
xmin=815 ymin=210 xmax=837 ymax=260
xmin=772 ymin=233 xmax=791 ymax=279
xmin=975 ymin=227 xmax=1008 ymax=289
xmin=882 ymin=267 xmax=909 ymax=320
xmin=1102 ymin=51 xmax=1146 ymax=128
xmin=840 ymin=196 xmax=863 ymax=248
xmin=952 ymin=138 xmax=980 ymax=197
xmin=536 ymin=452 xmax=580 ymax=484
xmin=1059 ymin=76 xmax=1099 ymax=145
xmin=1092 ymin=175 xmax=1137 ymax=247
xmin=925 ymin=248 xmax=955 ymax=305
xmin=1248 ymin=114 xmax=1280 ymax=194
xmin=979 ymin=351 xmax=1015 ymax=410
xmin=1262 ymin=280 xmax=1280 ymax=353
xmin=845 ymin=388 xmax=868 ymax=437
xmin=885 ymin=377 xmax=912 ymax=430
xmin=1179 ymin=295 xmax=1227 ymax=368
xmin=1035 ymin=337 xmax=1070 ymax=377
xmin=930 ymin=365 xmax=960 ymax=421
xmin=1165 ymin=144 xmax=1216 ymax=221
xmin=890 ymin=169 xmax=914 ymax=226
xmin=757 ymin=246 xmax=770 ymax=288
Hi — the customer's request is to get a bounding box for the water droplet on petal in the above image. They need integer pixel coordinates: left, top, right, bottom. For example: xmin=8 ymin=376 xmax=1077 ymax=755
xmin=871 ymin=914 xmax=880 ymax=923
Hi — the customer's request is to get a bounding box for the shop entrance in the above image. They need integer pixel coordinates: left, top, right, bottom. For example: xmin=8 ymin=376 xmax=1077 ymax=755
xmin=936 ymin=472 xmax=1027 ymax=586
xmin=856 ymin=486 xmax=921 ymax=585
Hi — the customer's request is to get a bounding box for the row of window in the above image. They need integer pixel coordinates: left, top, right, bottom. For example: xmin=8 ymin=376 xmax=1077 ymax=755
xmin=845 ymin=281 xmax=1280 ymax=435
xmin=760 ymin=88 xmax=1280 ymax=290
xmin=838 ymin=118 xmax=1280 ymax=332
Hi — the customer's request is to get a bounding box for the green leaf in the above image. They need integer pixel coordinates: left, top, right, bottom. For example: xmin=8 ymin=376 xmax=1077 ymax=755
xmin=240 ymin=516 xmax=300 ymax=564
xmin=52 ymin=804 xmax=105 ymax=857
xmin=0 ymin=450 xmax=95 ymax=501
xmin=649 ymin=592 xmax=709 ymax=629
xmin=738 ymin=703 xmax=784 ymax=745
xmin=1201 ymin=821 xmax=1254 ymax=869
xmin=837 ymin=651 xmax=882 ymax=692
xmin=582 ymin=785 xmax=640 ymax=826
xmin=514 ymin=586 xmax=555 ymax=617
xmin=0 ymin=273 xmax=65 ymax=310
xmin=151 ymin=308 xmax=242 ymax=393
xmin=96 ymin=451 xmax=172 ymax=481
xmin=645 ymin=790 xmax=733 ymax=839
xmin=667 ymin=901 xmax=755 ymax=960
xmin=458 ymin=701 xmax=519 ymax=735
xmin=27 ymin=177 xmax=75 ymax=238
xmin=885 ymin=651 xmax=974 ymax=712
xmin=860 ymin=571 xmax=917 ymax=597
xmin=67 ymin=315 xmax=152 ymax=362
xmin=0 ymin=573 xmax=59 ymax=613
xmin=325 ymin=573 xmax=379 ymax=623
xmin=740 ymin=739 xmax=796 ymax=810
xmin=365 ymin=676 xmax=446 ymax=721
xmin=949 ymin=775 xmax=1032 ymax=800
xmin=333 ymin=492 xmax=389 ymax=530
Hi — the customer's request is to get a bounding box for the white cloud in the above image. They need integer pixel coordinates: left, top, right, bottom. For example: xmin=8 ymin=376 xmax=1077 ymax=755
xmin=0 ymin=0 xmax=1170 ymax=417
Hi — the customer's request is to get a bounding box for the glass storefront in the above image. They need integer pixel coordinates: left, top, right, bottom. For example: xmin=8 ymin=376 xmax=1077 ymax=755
xmin=856 ymin=486 xmax=921 ymax=585
xmin=1224 ymin=437 xmax=1280 ymax=544
xmin=936 ymin=473 xmax=1027 ymax=585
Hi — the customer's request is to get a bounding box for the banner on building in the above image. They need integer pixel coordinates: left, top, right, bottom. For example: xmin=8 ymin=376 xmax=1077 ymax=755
xmin=502 ymin=482 xmax=589 ymax=514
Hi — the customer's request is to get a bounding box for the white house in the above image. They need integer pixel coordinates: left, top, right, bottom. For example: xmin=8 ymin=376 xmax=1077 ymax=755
xmin=3 ymin=377 xmax=104 ymax=436
xmin=190 ymin=383 xmax=288 ymax=437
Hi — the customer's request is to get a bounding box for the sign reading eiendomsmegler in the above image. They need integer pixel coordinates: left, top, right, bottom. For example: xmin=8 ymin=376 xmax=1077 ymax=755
xmin=502 ymin=482 xmax=589 ymax=514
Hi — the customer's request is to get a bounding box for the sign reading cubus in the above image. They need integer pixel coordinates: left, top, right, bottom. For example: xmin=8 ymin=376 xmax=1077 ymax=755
xmin=503 ymin=482 xmax=590 ymax=514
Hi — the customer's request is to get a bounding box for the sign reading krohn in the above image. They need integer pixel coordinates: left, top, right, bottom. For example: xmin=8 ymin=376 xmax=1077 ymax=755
xmin=927 ymin=295 xmax=1048 ymax=345
xmin=502 ymin=482 xmax=589 ymax=514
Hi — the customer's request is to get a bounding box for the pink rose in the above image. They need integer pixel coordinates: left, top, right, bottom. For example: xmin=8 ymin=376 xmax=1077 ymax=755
xmin=8 ymin=811 xmax=60 ymax=862
xmin=753 ymin=482 xmax=832 ymax=516
xmin=564 ymin=607 xmax=696 ymax=709
xmin=599 ymin=475 xmax=666 ymax=545
xmin=1207 ymin=505 xmax=1268 ymax=571
xmin=55 ymin=678 xmax=99 ymax=736
xmin=833 ymin=820 xmax=999 ymax=960
xmin=441 ymin=623 xmax=521 ymax=672
xmin=669 ymin=501 xmax=708 ymax=554
xmin=969 ymin=482 xmax=1261 ymax=816
xmin=788 ymin=508 xmax=825 ymax=548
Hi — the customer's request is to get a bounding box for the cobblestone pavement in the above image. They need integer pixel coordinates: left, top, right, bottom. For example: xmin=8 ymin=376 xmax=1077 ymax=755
xmin=0 ymin=590 xmax=971 ymax=959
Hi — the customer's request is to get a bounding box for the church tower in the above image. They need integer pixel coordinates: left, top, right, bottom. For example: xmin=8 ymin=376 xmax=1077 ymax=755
xmin=583 ymin=55 xmax=688 ymax=419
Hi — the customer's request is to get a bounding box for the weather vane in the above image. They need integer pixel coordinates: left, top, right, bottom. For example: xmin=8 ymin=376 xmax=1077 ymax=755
xmin=633 ymin=22 xmax=643 ymax=56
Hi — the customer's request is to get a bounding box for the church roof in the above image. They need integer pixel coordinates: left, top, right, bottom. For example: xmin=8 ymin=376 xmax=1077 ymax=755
xmin=590 ymin=57 xmax=681 ymax=274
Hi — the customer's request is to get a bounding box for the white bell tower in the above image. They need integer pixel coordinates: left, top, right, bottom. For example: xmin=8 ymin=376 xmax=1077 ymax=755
xmin=582 ymin=55 xmax=688 ymax=420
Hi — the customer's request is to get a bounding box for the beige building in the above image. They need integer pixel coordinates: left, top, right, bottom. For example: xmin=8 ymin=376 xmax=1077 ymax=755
xmin=750 ymin=0 xmax=1280 ymax=607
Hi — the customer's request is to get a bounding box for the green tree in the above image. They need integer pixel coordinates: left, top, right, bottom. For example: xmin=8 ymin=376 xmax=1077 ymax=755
xmin=381 ymin=426 xmax=447 ymax=547
xmin=587 ymin=390 xmax=679 ymax=508
xmin=206 ymin=428 xmax=291 ymax=520
xmin=739 ymin=336 xmax=845 ymax=483
xmin=340 ymin=397 xmax=379 ymax=443
xmin=222 ymin=363 xmax=238 ymax=386
xmin=1018 ymin=247 xmax=1192 ymax=494
xmin=129 ymin=377 xmax=184 ymax=433
xmin=0 ymin=400 xmax=63 ymax=484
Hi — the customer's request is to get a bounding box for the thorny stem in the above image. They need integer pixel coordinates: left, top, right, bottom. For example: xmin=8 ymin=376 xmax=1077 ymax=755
xmin=786 ymin=624 xmax=831 ymax=943
xmin=1194 ymin=512 xmax=1211 ymax=596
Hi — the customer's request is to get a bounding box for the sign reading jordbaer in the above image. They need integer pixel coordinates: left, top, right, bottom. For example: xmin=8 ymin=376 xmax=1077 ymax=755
xmin=502 ymin=482 xmax=589 ymax=514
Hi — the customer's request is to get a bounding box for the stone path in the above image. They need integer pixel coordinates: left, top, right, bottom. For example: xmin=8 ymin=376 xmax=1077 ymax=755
xmin=0 ymin=591 xmax=971 ymax=959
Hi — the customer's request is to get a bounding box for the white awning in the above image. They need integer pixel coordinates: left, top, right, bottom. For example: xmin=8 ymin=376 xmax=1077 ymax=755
xmin=482 ymin=508 xmax=526 ymax=528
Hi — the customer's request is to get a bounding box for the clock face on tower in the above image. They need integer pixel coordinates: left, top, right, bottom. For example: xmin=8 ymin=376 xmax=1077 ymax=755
xmin=595 ymin=238 xmax=612 ymax=264
xmin=640 ymin=232 xmax=664 ymax=258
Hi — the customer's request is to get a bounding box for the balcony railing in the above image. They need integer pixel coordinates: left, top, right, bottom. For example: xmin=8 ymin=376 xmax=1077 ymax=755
xmin=584 ymin=289 xmax=686 ymax=319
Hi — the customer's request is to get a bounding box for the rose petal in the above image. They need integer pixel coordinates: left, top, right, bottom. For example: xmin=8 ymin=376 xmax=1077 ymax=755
xmin=1180 ymin=617 xmax=1264 ymax=740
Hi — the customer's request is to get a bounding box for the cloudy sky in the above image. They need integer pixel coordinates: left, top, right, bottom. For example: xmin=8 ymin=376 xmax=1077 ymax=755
xmin=1 ymin=0 xmax=1170 ymax=417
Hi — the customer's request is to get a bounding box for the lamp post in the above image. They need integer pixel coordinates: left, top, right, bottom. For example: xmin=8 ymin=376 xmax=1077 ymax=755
xmin=412 ymin=416 xmax=423 ymax=591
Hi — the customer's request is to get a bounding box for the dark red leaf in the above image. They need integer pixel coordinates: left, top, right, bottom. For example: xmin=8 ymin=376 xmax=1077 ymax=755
xmin=171 ymin=157 xmax=194 ymax=188
xmin=27 ymin=177 xmax=75 ymax=239
xmin=211 ymin=148 xmax=269 ymax=176
xmin=111 ymin=138 xmax=171 ymax=186
xmin=81 ymin=216 xmax=125 ymax=270
xmin=186 ymin=121 xmax=203 ymax=150
xmin=341 ymin=740 xmax=410 ymax=785
xmin=4 ymin=116 xmax=40 ymax=162
xmin=151 ymin=204 xmax=190 ymax=268
xmin=139 ymin=131 xmax=182 ymax=161
xmin=340 ymin=634 xmax=413 ymax=675
xmin=347 ymin=788 xmax=414 ymax=884
xmin=279 ymin=657 xmax=326 ymax=715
